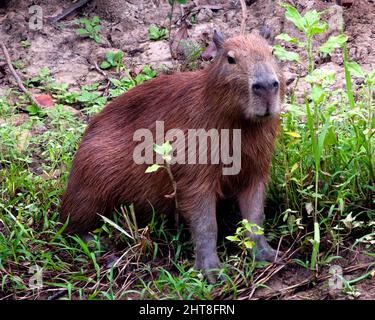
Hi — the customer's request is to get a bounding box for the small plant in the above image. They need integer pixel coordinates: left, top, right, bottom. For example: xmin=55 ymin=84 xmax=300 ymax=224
xmin=75 ymin=16 xmax=102 ymax=43
xmin=344 ymin=61 xmax=375 ymax=186
xmin=20 ymin=40 xmax=31 ymax=48
xmin=145 ymin=141 xmax=179 ymax=227
xmin=109 ymin=65 xmax=156 ymax=98
xmin=179 ymin=40 xmax=203 ymax=70
xmin=275 ymin=3 xmax=347 ymax=72
xmin=26 ymin=104 xmax=45 ymax=117
xmin=274 ymin=3 xmax=351 ymax=271
xmin=148 ymin=25 xmax=168 ymax=41
xmin=25 ymin=66 xmax=52 ymax=87
xmin=12 ymin=60 xmax=25 ymax=70
xmin=226 ymin=219 xmax=264 ymax=257
xmin=100 ymin=51 xmax=124 ymax=72
xmin=24 ymin=67 xmax=71 ymax=96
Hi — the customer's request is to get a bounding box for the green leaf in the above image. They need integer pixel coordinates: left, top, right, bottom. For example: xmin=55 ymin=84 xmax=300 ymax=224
xmin=113 ymin=52 xmax=123 ymax=64
xmin=343 ymin=43 xmax=355 ymax=108
xmin=39 ymin=66 xmax=50 ymax=77
xmin=306 ymin=100 xmax=317 ymax=162
xmin=26 ymin=104 xmax=40 ymax=116
xmin=93 ymin=34 xmax=101 ymax=43
xmin=281 ymin=3 xmax=305 ymax=32
xmin=272 ymin=45 xmax=300 ymax=62
xmin=149 ymin=25 xmax=161 ymax=40
xmin=318 ymin=35 xmax=348 ymax=55
xmin=305 ymin=68 xmax=336 ymax=85
xmin=304 ymin=10 xmax=320 ymax=25
xmin=253 ymin=228 xmax=264 ymax=236
xmin=311 ymin=84 xmax=325 ymax=104
xmin=148 ymin=25 xmax=168 ymax=41
xmin=100 ymin=61 xmax=112 ymax=70
xmin=83 ymin=83 xmax=99 ymax=91
xmin=153 ymin=141 xmax=172 ymax=157
xmin=145 ymin=164 xmax=162 ymax=173
xmin=275 ymin=33 xmax=294 ymax=42
xmin=85 ymin=23 xmax=94 ymax=32
xmin=106 ymin=51 xmax=116 ymax=65
xmin=324 ymin=127 xmax=337 ymax=147
xmin=347 ymin=62 xmax=366 ymax=78
xmin=290 ymin=162 xmax=299 ymax=174
xmin=92 ymin=16 xmax=100 ymax=24
xmin=368 ymin=69 xmax=375 ymax=83
xmin=309 ymin=22 xmax=328 ymax=35
xmin=285 ymin=131 xmax=301 ymax=138
xmin=244 ymin=240 xmax=255 ymax=249
xmin=75 ymin=28 xmax=89 ymax=36
xmin=76 ymin=91 xmax=100 ymax=103
xmin=310 ymin=222 xmax=320 ymax=270
xmin=226 ymin=235 xmax=239 ymax=242
xmin=98 ymin=214 xmax=133 ymax=239
xmin=110 ymin=79 xmax=122 ymax=87
xmin=303 ymin=10 xmax=320 ymax=27
xmin=316 ymin=114 xmax=331 ymax=164
xmin=276 ymin=35 xmax=305 ymax=47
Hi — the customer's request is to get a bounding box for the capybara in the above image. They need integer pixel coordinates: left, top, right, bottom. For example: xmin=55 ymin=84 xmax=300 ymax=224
xmin=60 ymin=31 xmax=285 ymax=272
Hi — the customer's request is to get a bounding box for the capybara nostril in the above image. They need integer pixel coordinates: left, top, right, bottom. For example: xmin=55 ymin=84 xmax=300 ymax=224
xmin=252 ymin=78 xmax=279 ymax=95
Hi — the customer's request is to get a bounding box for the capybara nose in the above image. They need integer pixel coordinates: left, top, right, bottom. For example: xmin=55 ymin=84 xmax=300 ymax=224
xmin=252 ymin=78 xmax=279 ymax=96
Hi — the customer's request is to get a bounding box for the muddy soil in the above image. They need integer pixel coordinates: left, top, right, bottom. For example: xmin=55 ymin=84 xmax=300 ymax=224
xmin=0 ymin=0 xmax=374 ymax=299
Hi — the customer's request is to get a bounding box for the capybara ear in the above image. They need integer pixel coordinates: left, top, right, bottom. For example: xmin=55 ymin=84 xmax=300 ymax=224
xmin=213 ymin=30 xmax=225 ymax=49
xmin=201 ymin=30 xmax=225 ymax=61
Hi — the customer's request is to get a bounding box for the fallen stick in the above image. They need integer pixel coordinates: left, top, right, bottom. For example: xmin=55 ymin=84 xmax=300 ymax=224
xmin=0 ymin=40 xmax=42 ymax=108
xmin=239 ymin=0 xmax=247 ymax=35
xmin=89 ymin=59 xmax=111 ymax=97
xmin=49 ymin=0 xmax=91 ymax=24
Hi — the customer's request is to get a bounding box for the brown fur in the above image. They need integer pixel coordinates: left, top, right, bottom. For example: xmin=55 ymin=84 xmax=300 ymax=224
xmin=60 ymin=34 xmax=285 ymax=268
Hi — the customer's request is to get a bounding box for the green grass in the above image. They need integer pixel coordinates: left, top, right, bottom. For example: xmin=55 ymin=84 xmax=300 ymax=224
xmin=0 ymin=4 xmax=374 ymax=300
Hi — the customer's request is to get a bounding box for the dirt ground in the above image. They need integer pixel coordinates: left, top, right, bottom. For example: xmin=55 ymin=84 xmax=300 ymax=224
xmin=0 ymin=0 xmax=374 ymax=299
xmin=1 ymin=0 xmax=374 ymax=94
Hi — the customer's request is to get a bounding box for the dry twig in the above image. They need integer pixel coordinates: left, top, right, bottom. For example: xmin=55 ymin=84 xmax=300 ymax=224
xmin=49 ymin=0 xmax=91 ymax=24
xmin=0 ymin=40 xmax=42 ymax=108
xmin=239 ymin=0 xmax=247 ymax=35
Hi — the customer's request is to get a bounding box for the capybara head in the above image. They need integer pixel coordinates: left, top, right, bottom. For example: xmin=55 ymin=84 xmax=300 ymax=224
xmin=207 ymin=31 xmax=285 ymax=121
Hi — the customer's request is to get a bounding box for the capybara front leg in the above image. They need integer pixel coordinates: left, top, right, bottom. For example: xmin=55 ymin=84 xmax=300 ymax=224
xmin=238 ymin=181 xmax=280 ymax=262
xmin=185 ymin=193 xmax=221 ymax=274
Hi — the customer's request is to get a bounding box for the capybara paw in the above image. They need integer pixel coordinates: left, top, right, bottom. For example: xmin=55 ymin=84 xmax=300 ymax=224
xmin=254 ymin=243 xmax=283 ymax=263
xmin=195 ymin=255 xmax=223 ymax=283
xmin=255 ymin=248 xmax=277 ymax=262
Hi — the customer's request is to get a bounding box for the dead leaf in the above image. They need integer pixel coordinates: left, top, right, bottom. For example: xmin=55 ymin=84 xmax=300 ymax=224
xmin=35 ymin=94 xmax=54 ymax=107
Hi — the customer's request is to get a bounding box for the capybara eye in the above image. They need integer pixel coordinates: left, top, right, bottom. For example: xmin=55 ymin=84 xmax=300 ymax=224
xmin=227 ymin=55 xmax=236 ymax=64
